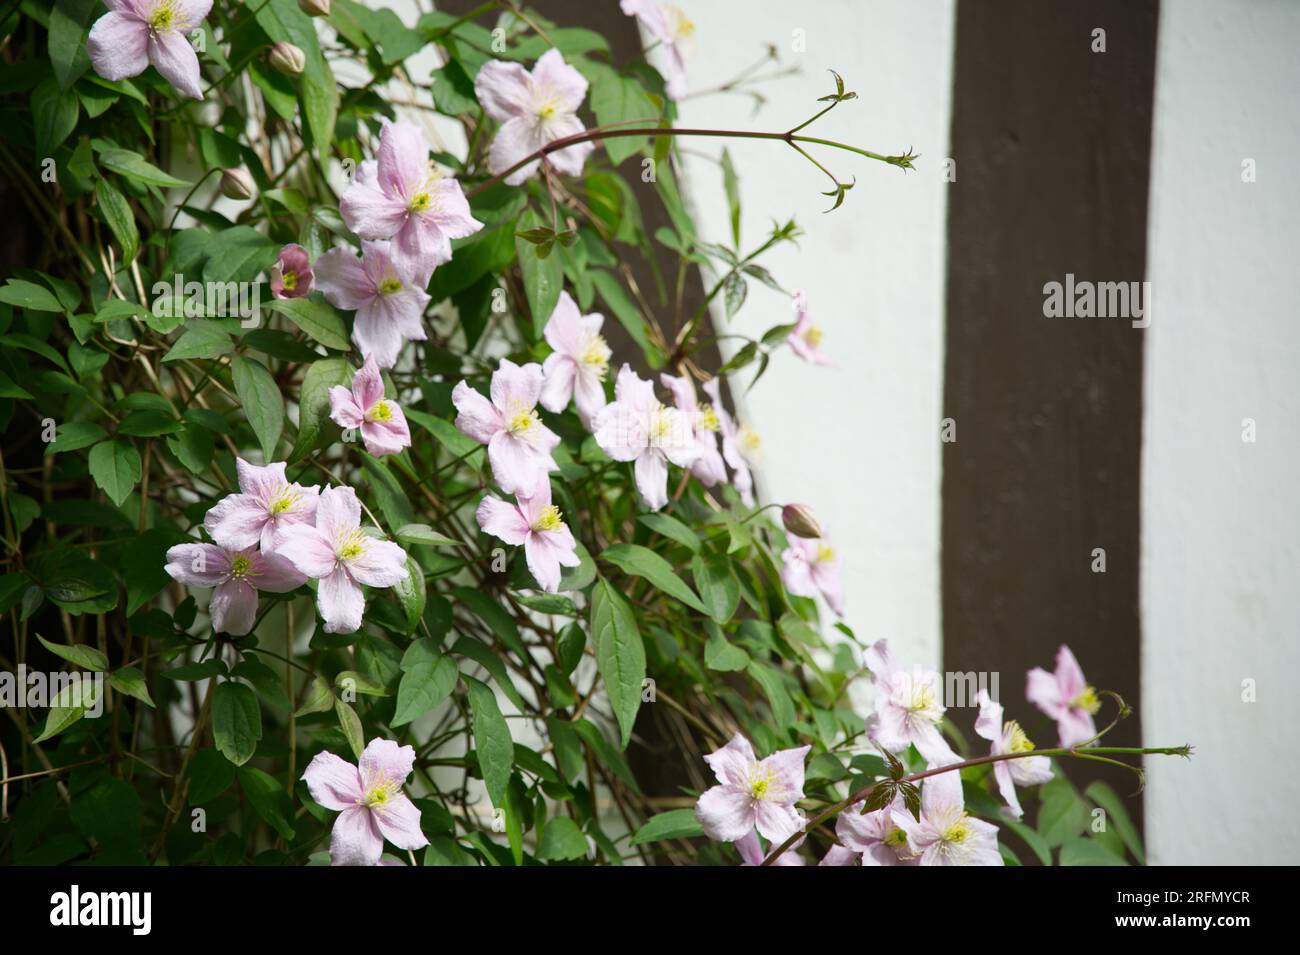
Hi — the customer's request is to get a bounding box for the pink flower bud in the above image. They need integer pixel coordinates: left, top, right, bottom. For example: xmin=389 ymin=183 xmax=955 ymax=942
xmin=781 ymin=503 xmax=822 ymax=539
xmin=298 ymin=0 xmax=330 ymax=16
xmin=219 ymin=167 xmax=256 ymax=201
xmin=268 ymin=41 xmax=306 ymax=77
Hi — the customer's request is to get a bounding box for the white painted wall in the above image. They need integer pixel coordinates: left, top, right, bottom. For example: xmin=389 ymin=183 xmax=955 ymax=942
xmin=674 ymin=0 xmax=955 ymax=677
xmin=1141 ymin=0 xmax=1300 ymax=864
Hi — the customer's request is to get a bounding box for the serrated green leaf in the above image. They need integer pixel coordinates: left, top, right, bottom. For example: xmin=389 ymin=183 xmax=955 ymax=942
xmin=591 ymin=577 xmax=645 ymax=749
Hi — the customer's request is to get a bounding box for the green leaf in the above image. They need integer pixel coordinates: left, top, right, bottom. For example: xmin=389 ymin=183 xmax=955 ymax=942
xmin=1084 ymin=781 xmax=1145 ymax=864
xmin=335 ymin=699 xmax=364 ymax=759
xmin=392 ymin=555 xmax=426 ymax=634
xmin=211 ymin=682 xmax=262 ymax=766
xmin=33 ymin=79 xmax=79 ymax=156
xmin=232 ymin=356 xmax=285 ymax=461
xmin=720 ymin=148 xmax=741 ymax=247
xmin=452 ymin=586 xmax=527 ymax=659
xmin=187 ymin=749 xmax=236 ymax=803
xmin=34 ymin=680 xmax=99 ymax=742
xmin=536 ymin=816 xmax=587 ymax=861
xmin=600 ymin=543 xmax=709 ymax=615
xmin=637 ymin=512 xmax=700 ymax=552
xmin=692 ymin=553 xmax=740 ymax=623
xmin=1037 ymin=776 xmax=1090 ymax=847
xmin=590 ymin=577 xmax=645 ymax=749
xmin=94 ymin=144 xmax=189 ymax=188
xmin=232 ymin=656 xmax=292 ymax=711
xmin=293 ymin=674 xmax=335 ymax=717
xmin=1059 ymin=836 xmax=1129 ymax=866
xmin=96 ymin=179 xmax=139 ymax=263
xmin=359 ymin=454 xmax=415 ymax=529
xmin=88 ymin=439 xmax=141 ymax=506
xmin=203 ymin=225 xmax=277 ymax=284
xmin=1002 ymin=818 xmax=1052 ymax=866
xmin=108 ymin=667 xmax=155 ymax=707
xmin=704 ymin=628 xmax=748 ymax=671
xmin=289 ymin=358 xmax=350 ymax=460
xmin=464 ymin=675 xmax=514 ymax=809
xmin=585 ymin=64 xmax=656 ymax=166
xmin=630 ymin=808 xmax=704 ymax=845
xmin=0 ymin=280 xmax=64 ymax=312
xmin=590 ymin=269 xmax=663 ymax=367
xmin=393 ymin=640 xmax=458 ymax=726
xmin=37 ymin=634 xmax=108 ymax=672
xmin=240 ymin=767 xmax=296 ymax=840
xmin=267 ymin=296 xmax=350 ymax=351
xmin=747 ymin=661 xmax=796 ymax=733
xmin=49 ymin=0 xmax=96 ymax=90
xmin=396 ymin=523 xmax=460 ymax=547
xmin=516 ymin=208 xmax=563 ymax=339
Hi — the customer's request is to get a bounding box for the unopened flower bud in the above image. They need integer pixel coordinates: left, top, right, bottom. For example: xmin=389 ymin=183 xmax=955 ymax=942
xmin=268 ymin=41 xmax=306 ymax=77
xmin=219 ymin=167 xmax=256 ymax=201
xmin=298 ymin=0 xmax=330 ymax=16
xmin=781 ymin=503 xmax=822 ymax=539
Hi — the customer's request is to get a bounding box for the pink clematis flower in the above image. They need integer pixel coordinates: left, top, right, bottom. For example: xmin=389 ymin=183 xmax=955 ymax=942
xmin=164 ymin=542 xmax=305 ymax=636
xmin=270 ymin=244 xmax=313 ymax=299
xmin=338 ymin=121 xmax=482 ymax=285
xmin=275 ymin=486 xmax=409 ymax=634
xmin=592 ymin=364 xmax=698 ymax=511
xmin=780 ymin=534 xmax=845 ymax=616
xmin=736 ymin=830 xmax=805 ymax=867
xmin=832 ymin=793 xmax=915 ymax=866
xmin=892 ymin=770 xmax=1003 ymax=866
xmin=315 ymin=240 xmax=431 ymax=369
xmin=660 ymin=372 xmax=726 ymax=487
xmin=975 ymin=689 xmax=1054 ymax=820
xmin=539 ymin=291 xmax=611 ymax=427
xmin=1026 ymin=644 xmax=1101 ymax=747
xmin=301 ymin=738 xmax=429 ymax=866
xmin=452 ymin=359 xmax=560 ymax=497
xmin=473 ymin=49 xmax=596 ymax=185
xmin=203 ymin=458 xmax=319 ymax=554
xmin=476 ymin=482 xmax=580 ymax=593
xmin=787 ymin=290 xmax=832 ymax=366
xmin=620 ymin=0 xmax=694 ymax=99
xmin=863 ymin=638 xmax=960 ymax=768
xmin=87 ymin=0 xmax=211 ymax=101
xmin=694 ymin=732 xmax=810 ymax=845
xmin=329 ymin=356 xmax=411 ymax=458
xmin=702 ymin=378 xmax=756 ymax=505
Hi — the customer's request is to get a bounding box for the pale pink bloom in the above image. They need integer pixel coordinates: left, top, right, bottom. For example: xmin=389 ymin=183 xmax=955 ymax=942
xmin=592 ymin=364 xmax=698 ymax=511
xmin=736 ymin=830 xmax=805 ymax=867
xmin=338 ymin=121 xmax=481 ymax=284
xmin=87 ymin=0 xmax=210 ymax=101
xmin=539 ymin=291 xmax=610 ymax=427
xmin=452 ymin=359 xmax=560 ymax=497
xmin=315 ymin=240 xmax=430 ymax=369
xmin=832 ymin=792 xmax=915 ymax=866
xmin=270 ymin=243 xmax=313 ymax=299
xmin=660 ymin=372 xmax=725 ymax=487
xmin=892 ymin=770 xmax=1003 ymax=866
xmin=787 ymin=290 xmax=832 ymax=366
xmin=329 ymin=356 xmax=411 ymax=458
xmin=301 ymin=738 xmax=429 ymax=866
xmin=818 ymin=845 xmax=859 ymax=866
xmin=863 ymin=638 xmax=960 ymax=768
xmin=702 ymin=378 xmax=756 ymax=505
xmin=620 ymin=0 xmax=694 ymax=99
xmin=275 ymin=486 xmax=409 ymax=634
xmin=476 ymin=482 xmax=580 ymax=593
xmin=1026 ymin=644 xmax=1101 ymax=747
xmin=694 ymin=732 xmax=810 ymax=844
xmin=164 ymin=542 xmax=305 ymax=636
xmin=975 ymin=689 xmax=1054 ymax=820
xmin=780 ymin=535 xmax=845 ymax=616
xmin=203 ymin=458 xmax=319 ymax=554
xmin=473 ymin=49 xmax=596 ymax=185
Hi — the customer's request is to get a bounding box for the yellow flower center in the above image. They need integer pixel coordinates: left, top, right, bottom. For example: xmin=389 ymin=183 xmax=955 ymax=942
xmin=885 ymin=827 xmax=909 ymax=849
xmin=369 ymin=400 xmax=393 ymax=423
xmin=229 ymin=555 xmax=252 ymax=578
xmin=580 ymin=335 xmax=611 ymax=376
xmin=337 ymin=530 xmax=367 ymax=562
xmin=649 ymin=406 xmax=674 ymax=442
xmin=816 ymin=544 xmax=836 ymax=563
xmin=379 ymin=277 xmax=403 ymax=295
xmin=666 ymin=5 xmax=695 ymax=39
xmin=746 ymin=766 xmax=776 ymax=801
xmin=1006 ymin=720 xmax=1035 ymax=753
xmin=509 ymin=408 xmax=539 ymax=434
xmin=537 ymin=100 xmax=559 ymax=120
xmin=282 ymin=271 xmax=297 ymax=291
xmin=269 ymin=487 xmax=301 ymax=515
xmin=533 ymin=504 xmax=563 ymax=533
xmin=361 ymin=777 xmax=400 ymax=808
xmin=942 ymin=816 xmax=973 ymax=845
xmin=698 ymin=404 xmax=720 ymax=432
xmin=148 ymin=0 xmax=179 ymax=31
xmin=409 ymin=192 xmax=432 ymax=213
xmin=1072 ymin=686 xmax=1101 ymax=715
xmin=909 ymin=681 xmax=937 ymax=714
xmin=738 ymin=426 xmax=761 ymax=458
xmin=804 ymin=325 xmax=823 ymax=348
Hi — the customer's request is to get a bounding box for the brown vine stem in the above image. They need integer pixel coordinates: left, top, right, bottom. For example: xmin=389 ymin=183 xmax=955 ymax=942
xmin=759 ymin=743 xmax=1193 ymax=866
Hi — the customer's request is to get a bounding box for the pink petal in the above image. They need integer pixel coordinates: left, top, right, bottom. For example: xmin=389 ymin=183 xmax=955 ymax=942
xmin=330 ymin=806 xmax=383 ymax=866
xmin=476 ymin=495 xmax=530 ymax=546
xmin=318 ymin=566 xmax=365 ymax=634
xmin=473 ymin=59 xmax=534 ymax=121
xmin=235 ymin=458 xmax=287 ymax=498
xmin=490 ymin=359 xmax=544 ymax=412
xmin=452 ymin=381 xmax=503 ymax=444
xmin=302 ymin=750 xmax=363 ymax=810
xmin=429 ymin=179 xmax=483 ymax=240
xmin=634 ymin=450 xmax=669 ymax=510
xmin=339 ymin=181 xmax=409 ymax=240
xmin=811 ymin=560 xmax=845 ymax=616
xmin=754 ymin=799 xmax=804 ymax=845
xmin=540 ymin=352 xmax=577 ymax=414
xmin=1026 ymin=666 xmax=1065 ymax=718
xmin=352 ymin=300 xmax=409 ymax=370
xmin=537 ymin=113 xmax=594 ymax=178
xmin=359 ymin=738 xmax=416 ymax=789
xmin=315 ymin=248 xmax=377 ymax=311
xmin=389 ymin=215 xmax=443 ymax=287
xmin=202 ymin=494 xmax=266 ymax=551
xmin=992 ymin=761 xmax=1024 ymax=820
xmin=1054 ymin=644 xmax=1088 ymax=699
xmin=250 ymin=551 xmax=307 ymax=593
xmin=735 ymin=830 xmax=766 ymax=866
xmin=1057 ymin=709 xmax=1097 ymax=748
xmin=523 ymin=533 xmax=563 ymax=592
xmin=702 ymin=733 xmax=756 ymax=787
xmin=351 ymin=356 xmax=386 ymax=411
xmin=532 ymin=49 xmax=588 ymax=113
xmin=694 ymin=785 xmax=755 ymax=843
xmin=376 ymin=120 xmax=427 ymax=200
xmin=920 ymin=767 xmax=965 ymax=817
xmin=87 ymin=13 xmax=149 ymax=83
xmin=177 ymin=0 xmax=213 ymax=24
xmin=613 ymin=363 xmax=656 ymax=408
xmin=346 ymin=539 xmax=409 ymax=589
xmin=820 ymin=845 xmax=859 ymax=867
xmin=973 ymin=689 xmax=1003 ymax=743
xmin=164 ymin=542 xmax=230 ymax=587
xmin=912 ymin=719 xmax=960 ymax=768
xmin=543 ymin=291 xmax=583 ymax=353
xmin=489 ymin=116 xmax=543 ymax=185
xmin=148 ymin=29 xmax=203 ymax=100
xmin=329 ymin=385 xmax=365 ymax=430
xmin=209 ymin=578 xmax=258 ymax=636
xmin=864 ymin=639 xmax=898 ymax=682
xmin=370 ymin=793 xmax=428 ymax=851
xmin=360 ymin=410 xmax=411 ymax=457
xmin=316 ymin=485 xmax=361 ymax=540
xmin=759 ymin=744 xmax=810 ymax=801
xmin=488 ymin=431 xmax=548 ymax=497
xmin=274 ymin=525 xmax=337 ymax=580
